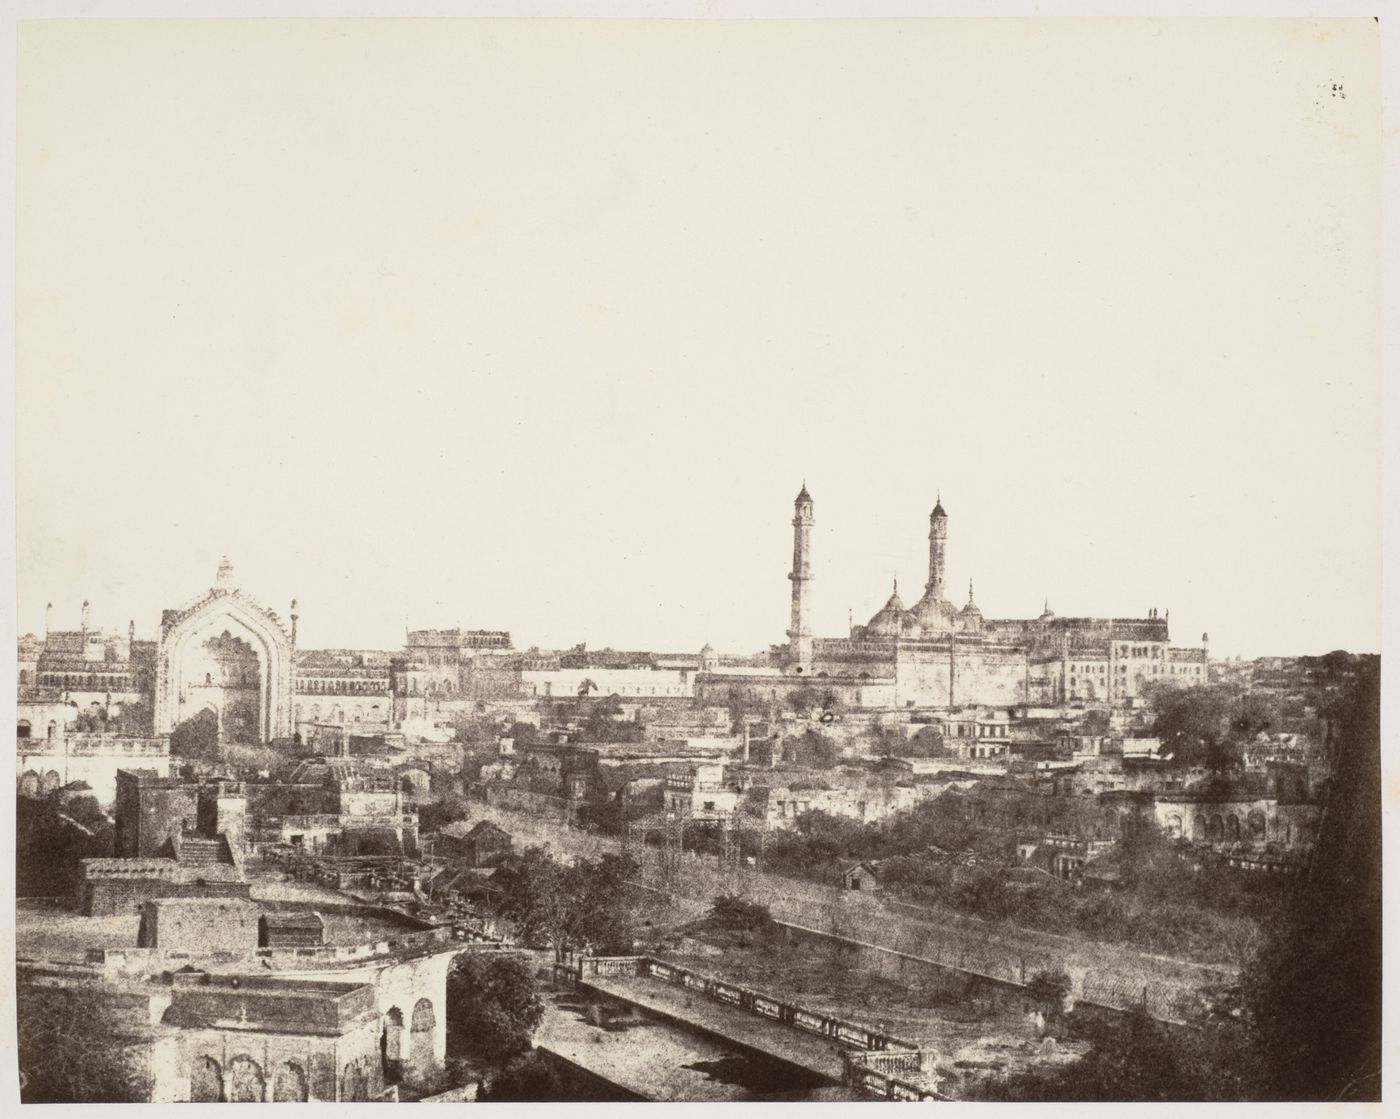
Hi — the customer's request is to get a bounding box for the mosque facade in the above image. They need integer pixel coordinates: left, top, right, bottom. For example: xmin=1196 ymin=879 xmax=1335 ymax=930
xmin=705 ymin=486 xmax=1209 ymax=710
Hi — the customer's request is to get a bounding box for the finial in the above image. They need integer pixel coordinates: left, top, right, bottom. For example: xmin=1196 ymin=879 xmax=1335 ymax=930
xmin=968 ymin=578 xmax=975 ymax=603
xmin=893 ymin=575 xmax=898 ymax=594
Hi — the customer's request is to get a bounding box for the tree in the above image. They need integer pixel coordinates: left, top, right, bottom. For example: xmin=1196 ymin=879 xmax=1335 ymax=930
xmin=707 ymin=894 xmax=773 ymax=934
xmin=445 ymin=953 xmax=544 ymax=1063
xmin=418 ymin=793 xmax=471 ymax=835
xmin=1149 ymin=686 xmax=1237 ymax=769
xmin=493 ymin=848 xmax=640 ymax=960
xmin=1242 ymin=657 xmax=1380 ymax=1101
xmin=18 ymin=984 xmax=152 ymax=1102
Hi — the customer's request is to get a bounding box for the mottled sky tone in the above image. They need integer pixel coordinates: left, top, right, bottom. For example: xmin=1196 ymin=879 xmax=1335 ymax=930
xmin=17 ymin=18 xmax=1381 ymax=658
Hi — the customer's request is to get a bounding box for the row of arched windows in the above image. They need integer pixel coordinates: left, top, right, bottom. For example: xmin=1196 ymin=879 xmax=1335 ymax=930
xmin=191 ymin=1054 xmax=308 ymax=1103
xmin=39 ymin=673 xmax=132 ymax=690
xmin=297 ymin=679 xmax=387 ymax=695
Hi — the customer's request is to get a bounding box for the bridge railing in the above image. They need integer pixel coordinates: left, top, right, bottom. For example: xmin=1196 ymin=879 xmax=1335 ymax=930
xmin=574 ymin=952 xmax=944 ymax=1099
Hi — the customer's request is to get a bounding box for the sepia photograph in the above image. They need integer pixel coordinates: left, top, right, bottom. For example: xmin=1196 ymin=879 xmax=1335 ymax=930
xmin=8 ymin=6 xmax=1387 ymax=1106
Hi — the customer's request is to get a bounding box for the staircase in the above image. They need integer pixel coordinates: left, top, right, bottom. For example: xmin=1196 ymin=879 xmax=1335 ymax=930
xmin=176 ymin=834 xmax=233 ymax=867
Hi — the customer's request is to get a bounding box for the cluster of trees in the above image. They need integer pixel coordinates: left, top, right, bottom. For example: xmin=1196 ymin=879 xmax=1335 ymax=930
xmin=1147 ymin=684 xmax=1281 ymax=770
xmin=491 ymin=847 xmax=639 ymax=960
xmin=445 ymin=953 xmax=544 ymax=1064
xmin=17 ymin=791 xmax=113 ymax=897
xmin=758 ymin=794 xmax=1286 ymax=962
xmin=417 ymin=792 xmax=471 ymax=836
xmin=983 ymin=658 xmax=1381 ymax=1102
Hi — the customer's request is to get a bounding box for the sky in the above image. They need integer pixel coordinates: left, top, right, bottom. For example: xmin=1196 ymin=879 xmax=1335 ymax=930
xmin=15 ymin=17 xmax=1382 ymax=660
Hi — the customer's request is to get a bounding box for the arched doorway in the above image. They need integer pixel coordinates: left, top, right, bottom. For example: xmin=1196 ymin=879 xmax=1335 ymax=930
xmin=408 ymin=998 xmax=436 ymax=1083
xmin=190 ymin=1056 xmax=223 ymax=1102
xmin=381 ymin=1007 xmax=404 ymax=1081
xmin=19 ymin=771 xmax=39 ymax=798
xmin=272 ymin=1061 xmax=309 ymax=1102
xmin=227 ymin=1055 xmax=265 ymax=1102
xmin=154 ymin=560 xmax=294 ymax=743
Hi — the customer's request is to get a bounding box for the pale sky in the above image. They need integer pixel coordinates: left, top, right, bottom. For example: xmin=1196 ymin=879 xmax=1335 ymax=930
xmin=16 ymin=17 xmax=1382 ymax=659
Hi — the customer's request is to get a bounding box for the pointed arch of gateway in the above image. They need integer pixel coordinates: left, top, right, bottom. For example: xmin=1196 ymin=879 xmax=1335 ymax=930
xmin=154 ymin=566 xmax=294 ymax=743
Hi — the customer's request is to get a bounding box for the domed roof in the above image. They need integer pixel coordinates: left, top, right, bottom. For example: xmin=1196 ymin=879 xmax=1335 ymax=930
xmin=1038 ymin=599 xmax=1055 ymax=623
xmin=959 ymin=580 xmax=983 ymax=620
xmin=911 ymin=587 xmax=958 ymax=630
xmin=795 ymin=482 xmax=812 ymax=504
xmin=931 ymin=494 xmax=947 ymax=520
xmin=699 ymin=642 xmax=715 ymax=657
xmin=867 ymin=580 xmax=922 ymax=638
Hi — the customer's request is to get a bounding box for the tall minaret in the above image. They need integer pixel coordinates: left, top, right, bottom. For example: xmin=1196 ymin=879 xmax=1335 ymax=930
xmin=81 ymin=599 xmax=91 ymax=632
xmin=44 ymin=602 xmax=53 ymax=636
xmin=787 ymin=483 xmax=815 ymax=670
xmin=926 ymin=494 xmax=948 ymax=602
xmin=290 ymin=599 xmax=300 ymax=647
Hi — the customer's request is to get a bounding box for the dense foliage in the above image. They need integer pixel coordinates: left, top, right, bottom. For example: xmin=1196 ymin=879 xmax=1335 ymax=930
xmin=18 ymin=985 xmax=151 ymax=1103
xmin=16 ymin=792 xmax=113 ymax=897
xmin=492 ymin=847 xmax=639 ymax=959
xmin=445 ymin=953 xmax=544 ymax=1063
xmin=755 ymin=793 xmax=1284 ymax=964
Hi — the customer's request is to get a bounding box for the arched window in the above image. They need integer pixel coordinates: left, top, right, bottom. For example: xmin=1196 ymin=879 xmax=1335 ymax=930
xmin=18 ymin=669 xmax=28 ymax=685
xmin=17 ymin=719 xmax=31 ymax=739
xmin=46 ymin=721 xmax=57 ymax=741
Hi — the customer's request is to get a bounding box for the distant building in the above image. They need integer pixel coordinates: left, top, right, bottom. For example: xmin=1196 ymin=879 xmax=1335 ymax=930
xmin=840 ymin=861 xmax=880 ymax=892
xmin=700 ymin=488 xmax=1210 ymax=710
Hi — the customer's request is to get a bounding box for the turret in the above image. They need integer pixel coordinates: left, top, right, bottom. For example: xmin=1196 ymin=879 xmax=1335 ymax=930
xmin=787 ymin=483 xmax=815 ymax=671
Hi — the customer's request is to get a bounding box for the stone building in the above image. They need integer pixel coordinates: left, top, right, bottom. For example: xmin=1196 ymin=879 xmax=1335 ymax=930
xmin=77 ymin=858 xmax=250 ymax=917
xmin=114 ymin=769 xmax=246 ymax=861
xmin=153 ymin=558 xmax=295 ymax=747
xmin=137 ymin=897 xmax=261 ymax=953
xmin=699 ymin=487 xmax=1211 ymax=711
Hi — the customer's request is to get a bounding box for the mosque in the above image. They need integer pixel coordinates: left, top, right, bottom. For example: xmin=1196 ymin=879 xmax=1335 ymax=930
xmin=700 ymin=486 xmax=1209 ymax=710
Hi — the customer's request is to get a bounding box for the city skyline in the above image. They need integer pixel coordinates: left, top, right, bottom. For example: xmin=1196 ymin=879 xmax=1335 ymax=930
xmin=17 ymin=19 xmax=1381 ymax=660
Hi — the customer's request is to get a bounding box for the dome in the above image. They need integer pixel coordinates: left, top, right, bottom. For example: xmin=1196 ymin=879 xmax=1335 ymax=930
xmin=699 ymin=642 xmax=715 ymax=657
xmin=911 ymin=587 xmax=958 ymax=631
xmin=931 ymin=496 xmax=947 ymax=520
xmin=958 ymin=580 xmax=984 ymax=631
xmin=1038 ymin=599 xmax=1055 ymax=623
xmin=795 ymin=482 xmax=812 ymax=505
xmin=866 ymin=581 xmax=922 ymax=638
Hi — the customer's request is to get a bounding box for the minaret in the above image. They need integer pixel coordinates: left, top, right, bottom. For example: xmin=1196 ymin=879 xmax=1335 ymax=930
xmin=128 ymin=619 xmax=136 ymax=645
xmin=787 ymin=483 xmax=815 ymax=670
xmin=81 ymin=599 xmax=91 ymax=632
xmin=290 ymin=599 xmax=300 ymax=647
xmin=926 ymin=494 xmax=948 ymax=602
xmin=44 ymin=602 xmax=52 ymax=636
